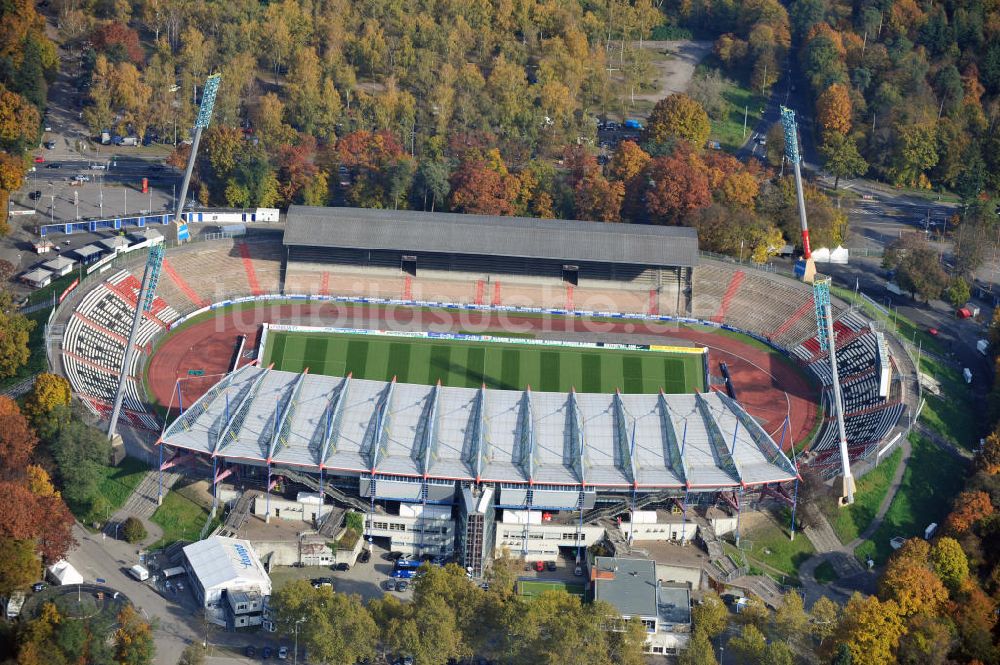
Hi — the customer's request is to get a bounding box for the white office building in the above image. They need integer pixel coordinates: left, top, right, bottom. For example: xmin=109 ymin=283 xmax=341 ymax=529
xmin=182 ymin=536 xmax=272 ymax=628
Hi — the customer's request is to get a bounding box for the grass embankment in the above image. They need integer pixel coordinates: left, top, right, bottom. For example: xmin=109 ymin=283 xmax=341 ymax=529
xmin=734 ymin=508 xmax=816 ymax=583
xmin=698 ymin=66 xmax=768 ymax=151
xmin=69 ymin=456 xmax=150 ymax=525
xmin=854 ymin=434 xmax=967 ymax=565
xmin=822 ymin=447 xmax=903 ymax=546
xmin=150 ymin=481 xmax=219 ymax=548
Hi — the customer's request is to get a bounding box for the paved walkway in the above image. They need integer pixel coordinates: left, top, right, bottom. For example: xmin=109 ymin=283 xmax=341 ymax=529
xmin=798 ymin=435 xmax=912 ymax=606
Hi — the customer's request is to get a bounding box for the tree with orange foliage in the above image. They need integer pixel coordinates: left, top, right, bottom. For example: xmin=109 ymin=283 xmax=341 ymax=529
xmin=574 ymin=171 xmax=624 ymax=223
xmin=448 ymin=150 xmax=521 ymax=216
xmin=975 ymin=429 xmax=1000 ymax=474
xmin=0 ymin=84 xmax=39 ymax=152
xmin=816 ymin=83 xmax=852 ymax=135
xmin=607 ymin=141 xmax=651 ymax=184
xmin=0 ymin=481 xmax=38 ymax=541
xmin=114 ymin=605 xmax=156 ymax=665
xmin=644 ymin=145 xmax=712 ymax=224
xmin=879 ymin=550 xmax=949 ymax=617
xmin=0 ymin=396 xmax=37 ymax=480
xmin=944 ymin=490 xmax=993 ymax=535
xmin=645 ymin=94 xmax=711 ymax=149
xmin=828 ymin=593 xmax=905 ymax=665
xmin=91 ymin=22 xmax=144 ymax=64
xmin=951 ymin=579 xmax=998 ymax=663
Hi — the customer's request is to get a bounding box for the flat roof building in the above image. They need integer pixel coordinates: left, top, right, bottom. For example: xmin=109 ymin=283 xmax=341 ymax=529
xmin=43 ymin=256 xmax=76 ymax=277
xmin=21 ymin=268 xmax=52 ymax=288
xmin=182 ymin=536 xmax=271 ymax=626
xmin=593 ymin=556 xmax=692 ymax=656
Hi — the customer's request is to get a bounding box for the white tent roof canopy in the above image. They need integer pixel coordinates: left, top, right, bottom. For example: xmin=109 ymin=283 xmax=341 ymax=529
xmin=163 ymin=365 xmax=798 ymax=490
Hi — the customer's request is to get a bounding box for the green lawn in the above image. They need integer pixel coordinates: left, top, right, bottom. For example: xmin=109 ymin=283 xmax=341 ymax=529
xmin=150 ymin=482 xmax=219 ymax=548
xmin=919 ymin=354 xmax=979 ymax=449
xmin=813 ymin=560 xmax=838 ymax=584
xmin=262 ymin=329 xmax=706 ymax=394
xmin=822 ymin=447 xmax=903 ymax=546
xmin=78 ymin=456 xmax=150 ymax=524
xmin=705 ymin=74 xmax=769 ymax=151
xmin=854 ymin=434 xmax=967 ymax=565
xmin=737 ymin=508 xmax=816 ymax=580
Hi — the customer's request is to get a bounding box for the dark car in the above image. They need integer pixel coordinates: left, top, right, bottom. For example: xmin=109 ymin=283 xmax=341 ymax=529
xmin=245 ymin=645 xmax=256 ymax=657
xmin=31 ymin=582 xmax=46 ymax=592
xmin=546 ymin=561 xmax=557 ymax=572
xmin=395 ymin=580 xmax=409 ymax=592
xmin=358 ymin=549 xmax=371 ymax=563
xmin=262 ymin=646 xmax=273 ymax=659
xmin=28 ymin=191 xmax=41 ymax=200
xmin=44 ymin=163 xmax=60 ymax=168
xmin=334 ymin=562 xmax=350 ymax=572
xmin=385 ymin=551 xmax=404 ymax=561
xmin=44 ymin=141 xmax=55 ymax=149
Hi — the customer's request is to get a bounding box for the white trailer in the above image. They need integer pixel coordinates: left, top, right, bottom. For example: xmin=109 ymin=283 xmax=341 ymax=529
xmin=161 ymin=566 xmax=185 ymax=579
xmin=129 ymin=564 xmax=149 ymax=581
xmin=6 ymin=591 xmax=25 ymax=619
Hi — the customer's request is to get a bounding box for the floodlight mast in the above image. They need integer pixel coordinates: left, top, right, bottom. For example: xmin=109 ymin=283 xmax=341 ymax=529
xmin=780 ymin=106 xmax=816 ymax=283
xmin=813 ymin=276 xmax=855 ymax=505
xmin=107 ymin=74 xmax=220 ymax=440
xmin=174 ymin=73 xmax=221 ymax=226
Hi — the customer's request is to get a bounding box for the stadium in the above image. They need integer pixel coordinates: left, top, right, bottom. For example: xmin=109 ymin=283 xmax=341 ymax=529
xmin=45 ymin=206 xmax=919 ymax=576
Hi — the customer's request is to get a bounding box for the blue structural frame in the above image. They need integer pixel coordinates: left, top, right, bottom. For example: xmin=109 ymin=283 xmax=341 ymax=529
xmin=38 ymin=210 xmax=269 ymax=237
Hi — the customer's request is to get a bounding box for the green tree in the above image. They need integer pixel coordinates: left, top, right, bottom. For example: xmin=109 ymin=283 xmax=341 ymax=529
xmin=0 ymin=293 xmax=35 ymax=379
xmin=114 ymin=605 xmax=156 ymax=665
xmin=888 ymin=123 xmax=939 ymax=187
xmin=301 ymin=171 xmax=330 ymax=207
xmin=764 ymin=641 xmax=795 ymax=665
xmin=644 ymin=94 xmax=711 ymax=149
xmin=729 ymin=623 xmax=767 ymax=663
xmin=830 ymin=643 xmax=852 ymax=665
xmin=773 ymin=590 xmax=808 ymax=642
xmin=810 ymin=596 xmax=839 ymax=646
xmin=679 ymin=629 xmax=718 ymax=665
xmin=820 ymin=133 xmax=868 ymax=189
xmin=930 ymin=536 xmax=969 ymax=592
xmin=883 ymin=232 xmax=949 ymax=302
xmin=269 ymin=580 xmax=377 ymax=665
xmin=49 ymin=419 xmax=112 ymax=514
xmin=946 ymin=277 xmax=971 ymax=309
xmin=23 ymin=374 xmax=71 ymax=427
xmin=122 ymin=517 xmax=147 ymax=544
xmin=691 ymin=591 xmax=729 ymax=638
xmin=0 ymin=537 xmax=41 ymax=595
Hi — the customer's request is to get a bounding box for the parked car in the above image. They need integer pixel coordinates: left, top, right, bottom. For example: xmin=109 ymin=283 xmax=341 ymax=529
xmin=334 ymin=562 xmax=350 ymax=572
xmin=28 ymin=191 xmax=41 ymax=200
xmin=385 ymin=551 xmax=404 ymax=561
xmin=277 ymin=646 xmax=288 ymax=660
xmin=31 ymin=582 xmax=46 ymax=592
xmin=43 ymin=141 xmax=55 ymax=149
xmin=33 ymin=155 xmax=43 ymax=163
xmin=261 ymin=646 xmax=272 ymax=659
xmin=395 ymin=580 xmax=409 ymax=592
xmin=44 ymin=163 xmax=60 ymax=168
xmin=358 ymin=549 xmax=371 ymax=563
xmin=244 ymin=645 xmax=256 ymax=657
xmin=573 ymin=566 xmax=583 ymax=576
xmin=176 ymin=581 xmax=183 ymax=591
xmin=73 ymin=175 xmax=90 ymax=182
xmin=534 ymin=561 xmax=545 ymax=572
xmin=546 ymin=561 xmax=557 ymax=572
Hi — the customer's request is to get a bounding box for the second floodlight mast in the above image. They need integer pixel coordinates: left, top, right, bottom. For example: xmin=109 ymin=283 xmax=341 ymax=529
xmin=173 ymin=73 xmax=222 ymax=243
xmin=780 ymin=106 xmax=816 ymax=284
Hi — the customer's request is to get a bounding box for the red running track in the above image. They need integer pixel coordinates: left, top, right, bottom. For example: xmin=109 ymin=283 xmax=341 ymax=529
xmin=147 ymin=303 xmax=819 ymax=449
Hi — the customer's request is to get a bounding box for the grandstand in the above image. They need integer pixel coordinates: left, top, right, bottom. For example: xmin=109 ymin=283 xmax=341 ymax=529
xmin=44 ymin=207 xmax=919 ymax=569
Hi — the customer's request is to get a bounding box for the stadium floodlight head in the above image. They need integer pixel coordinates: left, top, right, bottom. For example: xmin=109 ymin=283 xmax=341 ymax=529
xmin=195 ymin=73 xmax=222 ymax=129
xmin=779 ymin=106 xmax=801 ymax=165
xmin=781 ymin=105 xmax=815 ymax=278
xmin=812 ymin=274 xmax=855 ymax=506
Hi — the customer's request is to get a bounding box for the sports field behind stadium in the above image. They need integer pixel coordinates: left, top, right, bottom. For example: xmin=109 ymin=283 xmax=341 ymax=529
xmin=260 ymin=329 xmax=706 ymax=394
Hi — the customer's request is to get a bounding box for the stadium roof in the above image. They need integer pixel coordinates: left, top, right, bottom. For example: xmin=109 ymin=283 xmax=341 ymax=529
xmin=284 ymin=205 xmax=700 ymax=268
xmin=161 ymin=365 xmax=797 ymax=490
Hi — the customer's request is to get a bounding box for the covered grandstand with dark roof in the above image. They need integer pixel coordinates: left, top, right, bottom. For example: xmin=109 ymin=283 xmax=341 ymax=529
xmin=283 ymin=206 xmax=699 ymax=282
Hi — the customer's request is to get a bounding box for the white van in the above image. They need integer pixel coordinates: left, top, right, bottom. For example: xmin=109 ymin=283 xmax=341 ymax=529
xmin=129 ymin=564 xmax=149 ymax=581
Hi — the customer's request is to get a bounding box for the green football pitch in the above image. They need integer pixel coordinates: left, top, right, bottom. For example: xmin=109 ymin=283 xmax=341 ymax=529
xmin=261 ymin=329 xmax=705 ymax=394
